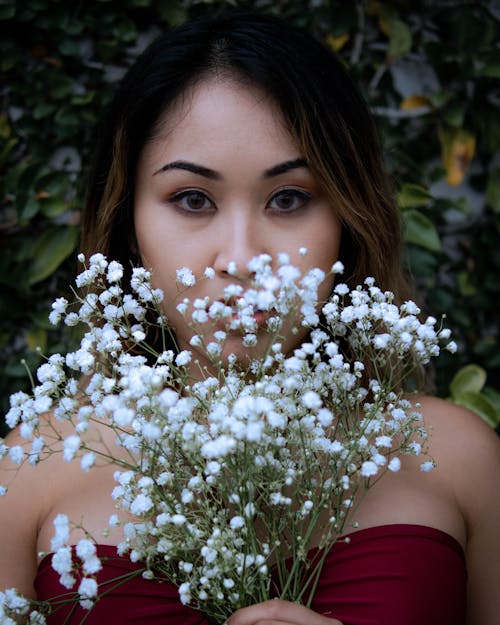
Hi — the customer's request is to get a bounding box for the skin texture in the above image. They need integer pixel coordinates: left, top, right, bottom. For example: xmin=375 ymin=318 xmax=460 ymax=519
xmin=133 ymin=79 xmax=341 ymax=374
xmin=0 ymin=79 xmax=499 ymax=625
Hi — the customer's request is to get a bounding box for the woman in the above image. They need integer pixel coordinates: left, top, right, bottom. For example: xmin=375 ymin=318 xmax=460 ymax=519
xmin=1 ymin=10 xmax=499 ymax=625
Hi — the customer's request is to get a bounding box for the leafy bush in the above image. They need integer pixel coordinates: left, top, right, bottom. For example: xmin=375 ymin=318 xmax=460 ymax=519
xmin=1 ymin=0 xmax=499 ymax=434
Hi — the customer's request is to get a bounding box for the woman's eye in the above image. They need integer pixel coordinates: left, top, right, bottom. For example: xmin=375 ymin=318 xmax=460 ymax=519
xmin=170 ymin=190 xmax=214 ymax=213
xmin=268 ymin=189 xmax=312 ymax=213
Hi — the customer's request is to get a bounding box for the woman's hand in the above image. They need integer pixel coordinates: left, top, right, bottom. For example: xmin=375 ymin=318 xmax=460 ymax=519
xmin=225 ymin=598 xmax=343 ymax=625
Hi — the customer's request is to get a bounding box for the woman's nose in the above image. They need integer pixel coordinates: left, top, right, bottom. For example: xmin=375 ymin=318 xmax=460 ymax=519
xmin=213 ymin=212 xmax=266 ymax=280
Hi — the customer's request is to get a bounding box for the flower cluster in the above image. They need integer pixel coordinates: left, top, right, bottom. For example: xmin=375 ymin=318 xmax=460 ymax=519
xmin=0 ymin=252 xmax=456 ymax=624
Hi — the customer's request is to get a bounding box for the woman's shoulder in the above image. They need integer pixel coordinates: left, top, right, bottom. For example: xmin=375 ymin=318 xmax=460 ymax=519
xmin=416 ymin=395 xmax=500 ymax=525
xmin=416 ymin=396 xmax=500 ymax=621
xmin=416 ymin=394 xmax=499 ymax=459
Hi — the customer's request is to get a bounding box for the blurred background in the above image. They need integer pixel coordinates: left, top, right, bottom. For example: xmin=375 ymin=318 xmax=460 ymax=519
xmin=1 ymin=0 xmax=499 ymax=434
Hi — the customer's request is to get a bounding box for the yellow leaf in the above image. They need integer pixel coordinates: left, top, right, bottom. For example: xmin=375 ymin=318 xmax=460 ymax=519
xmin=0 ymin=114 xmax=11 ymax=139
xmin=26 ymin=327 xmax=47 ymax=352
xmin=326 ymin=33 xmax=349 ymax=52
xmin=400 ymin=95 xmax=432 ymax=110
xmin=439 ymin=127 xmax=476 ymax=186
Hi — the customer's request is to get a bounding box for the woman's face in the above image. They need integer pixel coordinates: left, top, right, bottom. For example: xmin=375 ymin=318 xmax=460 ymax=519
xmin=134 ymin=78 xmax=341 ymax=372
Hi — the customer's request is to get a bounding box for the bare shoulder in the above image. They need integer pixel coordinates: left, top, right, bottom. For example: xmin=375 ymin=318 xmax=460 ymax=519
xmin=0 ymin=424 xmax=49 ymax=595
xmin=416 ymin=395 xmax=500 ymax=624
xmin=415 ymin=395 xmax=500 ymax=506
xmin=415 ymin=394 xmax=500 ymax=470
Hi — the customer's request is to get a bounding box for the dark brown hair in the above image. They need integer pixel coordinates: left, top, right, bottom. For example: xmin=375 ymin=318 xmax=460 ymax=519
xmin=82 ymin=10 xmax=409 ymax=299
xmin=81 ymin=10 xmax=420 ymax=386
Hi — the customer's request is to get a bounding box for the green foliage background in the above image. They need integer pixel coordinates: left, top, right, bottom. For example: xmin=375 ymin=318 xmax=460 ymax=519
xmin=1 ymin=0 xmax=500 ymax=433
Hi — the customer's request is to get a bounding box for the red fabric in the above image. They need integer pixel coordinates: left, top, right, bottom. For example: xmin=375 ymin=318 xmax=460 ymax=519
xmin=34 ymin=524 xmax=466 ymax=625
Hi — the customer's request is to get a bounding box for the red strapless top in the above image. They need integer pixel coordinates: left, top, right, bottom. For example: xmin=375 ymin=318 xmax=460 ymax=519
xmin=34 ymin=524 xmax=467 ymax=625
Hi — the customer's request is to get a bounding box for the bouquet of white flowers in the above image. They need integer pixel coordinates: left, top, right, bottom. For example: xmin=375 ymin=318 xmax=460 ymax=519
xmin=0 ymin=252 xmax=456 ymax=625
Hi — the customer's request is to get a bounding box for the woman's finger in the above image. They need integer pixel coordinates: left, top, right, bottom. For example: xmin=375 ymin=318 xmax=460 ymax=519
xmin=225 ymin=598 xmax=343 ymax=625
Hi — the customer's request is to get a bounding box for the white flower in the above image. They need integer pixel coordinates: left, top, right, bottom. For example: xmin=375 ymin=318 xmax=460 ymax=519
xmin=334 ymin=283 xmax=349 ymax=296
xmin=175 ymin=350 xmax=192 ymax=366
xmin=130 ymin=494 xmax=154 ymax=515
xmin=8 ymin=446 xmax=24 ymax=465
xmin=81 ymin=452 xmax=96 ymax=472
xmin=246 ymin=421 xmax=264 ymax=442
xmin=375 ymin=435 xmax=392 ymax=448
xmin=244 ymin=502 xmax=255 ymax=517
xmin=181 ymin=489 xmax=194 ymax=504
xmin=49 ymin=297 xmax=69 ymax=325
xmin=420 ymin=461 xmax=435 ymax=472
xmin=388 ymin=457 xmax=401 ymax=472
xmin=107 ymin=260 xmax=124 ymax=283
xmin=317 ymin=408 xmax=333 ymax=427
xmin=360 ymin=461 xmax=379 ymax=477
xmin=113 ymin=407 xmax=135 ymax=427
xmin=302 ymin=391 xmax=322 ymax=410
xmin=52 ymin=547 xmax=75 ymax=588
xmin=51 ymin=514 xmax=70 ymax=551
xmin=78 ymin=577 xmax=98 ymax=599
xmin=202 ymin=435 xmax=236 ymax=458
xmin=109 ymin=514 xmax=120 ymax=527
xmin=63 ymin=435 xmax=81 ymax=462
xmin=230 ymin=516 xmax=245 ymax=530
xmin=179 ymin=582 xmax=191 ymax=605
xmin=373 ymin=333 xmax=392 ymax=349
xmin=204 ymin=267 xmax=215 ymax=279
xmin=201 ymin=546 xmax=218 ymax=563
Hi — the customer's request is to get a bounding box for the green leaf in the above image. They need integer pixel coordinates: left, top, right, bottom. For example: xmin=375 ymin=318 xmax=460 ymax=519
xmin=402 ymin=209 xmax=441 ymax=251
xmin=483 ymin=387 xmax=500 ymax=412
xmin=486 ymin=169 xmax=500 ymax=214
xmin=0 ymin=137 xmax=18 ymax=164
xmin=28 ymin=226 xmax=78 ymax=285
xmin=450 ymin=364 xmax=487 ymax=398
xmin=398 ymin=183 xmax=433 ymax=208
xmin=0 ymin=5 xmax=15 ymax=20
xmin=457 ymin=271 xmax=476 ymax=297
xmin=454 ymin=391 xmax=500 ymax=428
xmin=475 ymin=49 xmax=500 ymax=78
xmin=388 ymin=17 xmax=412 ymax=58
xmin=18 ymin=196 xmax=40 ymax=222
xmin=58 ymin=38 xmax=80 ymax=56
xmin=39 ymin=197 xmax=69 ymax=218
xmin=33 ymin=102 xmax=55 ymax=120
xmin=442 ymin=102 xmax=465 ymax=128
xmin=158 ymin=2 xmax=188 ymax=27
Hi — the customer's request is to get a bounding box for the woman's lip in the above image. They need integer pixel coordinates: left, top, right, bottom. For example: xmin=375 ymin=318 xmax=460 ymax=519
xmin=214 ymin=308 xmax=272 ymax=332
xmin=252 ymin=310 xmax=270 ymax=326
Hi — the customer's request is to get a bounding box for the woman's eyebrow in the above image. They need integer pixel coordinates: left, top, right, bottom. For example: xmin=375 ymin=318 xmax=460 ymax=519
xmin=153 ymin=157 xmax=307 ymax=179
xmin=263 ymin=158 xmax=307 ymax=177
xmin=153 ymin=160 xmax=221 ymax=179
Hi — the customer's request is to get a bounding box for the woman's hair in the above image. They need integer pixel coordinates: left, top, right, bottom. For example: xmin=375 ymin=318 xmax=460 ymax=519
xmin=81 ymin=9 xmax=411 ymax=305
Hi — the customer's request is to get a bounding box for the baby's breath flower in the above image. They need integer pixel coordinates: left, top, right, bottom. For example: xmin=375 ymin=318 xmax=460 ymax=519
xmin=176 ymin=267 xmax=196 ymax=286
xmin=2 ymin=251 xmax=452 ymax=624
xmin=420 ymin=460 xmax=435 ymax=472
xmin=388 ymin=457 xmax=401 ymax=472
xmin=360 ymin=461 xmax=378 ymax=477
xmin=175 ymin=350 xmax=192 ymax=366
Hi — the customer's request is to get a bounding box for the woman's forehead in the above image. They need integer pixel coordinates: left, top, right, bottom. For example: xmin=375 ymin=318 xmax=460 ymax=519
xmin=139 ymin=78 xmax=300 ymax=170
